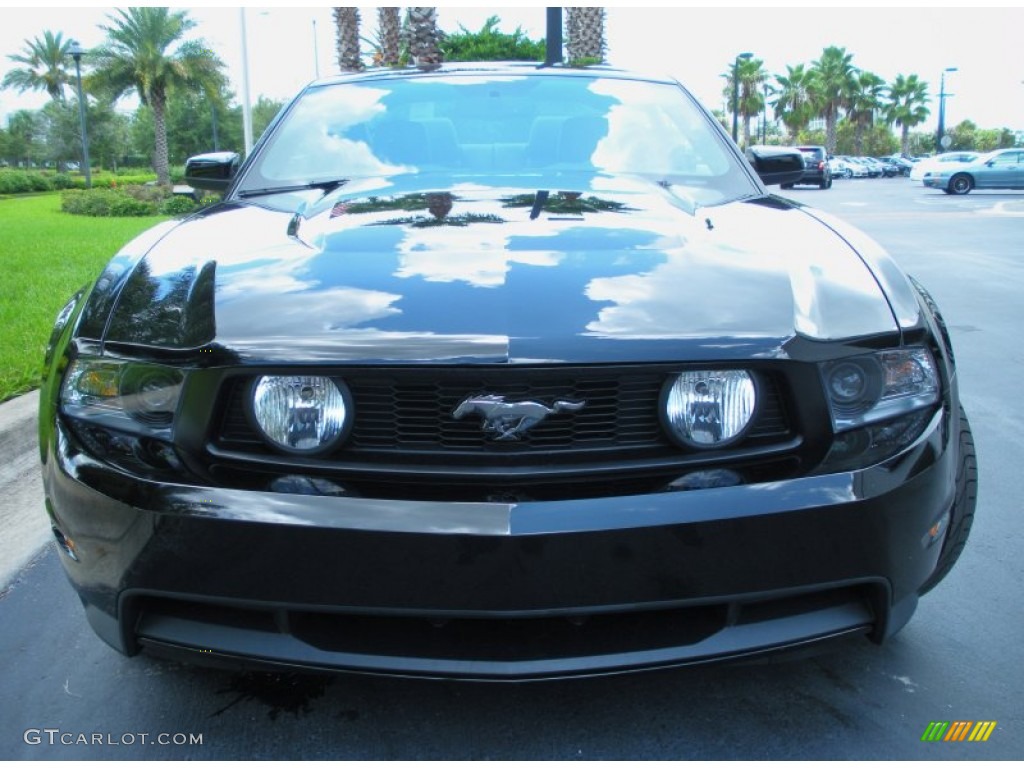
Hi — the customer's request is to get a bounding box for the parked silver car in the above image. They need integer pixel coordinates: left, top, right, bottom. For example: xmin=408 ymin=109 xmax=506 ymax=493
xmin=909 ymin=151 xmax=979 ymax=182
xmin=922 ymin=148 xmax=1024 ymax=194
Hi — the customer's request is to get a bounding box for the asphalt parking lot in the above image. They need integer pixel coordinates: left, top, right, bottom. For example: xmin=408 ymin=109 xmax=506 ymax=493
xmin=1 ymin=177 xmax=1021 ymax=760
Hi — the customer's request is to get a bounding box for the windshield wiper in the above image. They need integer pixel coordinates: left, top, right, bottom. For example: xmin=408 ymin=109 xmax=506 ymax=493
xmin=237 ymin=179 xmax=349 ymax=198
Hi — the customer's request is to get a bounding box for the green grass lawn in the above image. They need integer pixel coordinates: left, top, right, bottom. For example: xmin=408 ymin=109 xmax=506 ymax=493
xmin=0 ymin=194 xmax=167 ymax=402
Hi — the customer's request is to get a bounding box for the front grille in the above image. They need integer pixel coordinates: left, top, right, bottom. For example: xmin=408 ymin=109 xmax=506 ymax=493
xmin=212 ymin=366 xmax=792 ymax=461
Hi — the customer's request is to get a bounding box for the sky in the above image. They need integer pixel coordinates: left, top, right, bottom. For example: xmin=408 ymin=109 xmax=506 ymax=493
xmin=1 ymin=3 xmax=1023 ymax=136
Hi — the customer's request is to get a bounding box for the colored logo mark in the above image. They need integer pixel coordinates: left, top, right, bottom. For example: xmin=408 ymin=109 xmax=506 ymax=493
xmin=921 ymin=721 xmax=997 ymax=742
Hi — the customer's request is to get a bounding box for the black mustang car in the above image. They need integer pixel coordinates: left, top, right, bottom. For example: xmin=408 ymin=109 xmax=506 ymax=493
xmin=40 ymin=63 xmax=976 ymax=681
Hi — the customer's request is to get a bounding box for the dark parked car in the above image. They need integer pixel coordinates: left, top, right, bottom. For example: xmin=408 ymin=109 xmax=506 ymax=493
xmin=782 ymin=145 xmax=832 ymax=189
xmin=872 ymin=157 xmax=902 ymax=178
xmin=879 ymin=155 xmax=914 ymax=177
xmin=40 ymin=63 xmax=976 ymax=681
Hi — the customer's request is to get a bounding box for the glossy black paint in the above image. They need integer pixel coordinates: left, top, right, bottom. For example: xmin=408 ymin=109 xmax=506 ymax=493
xmin=90 ymin=178 xmax=912 ymax=365
xmin=39 ymin=64 xmax=969 ymax=680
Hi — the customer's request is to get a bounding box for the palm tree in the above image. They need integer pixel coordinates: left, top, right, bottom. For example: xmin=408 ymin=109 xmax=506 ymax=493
xmin=404 ymin=8 xmax=443 ymax=67
xmin=885 ymin=74 xmax=931 ymax=156
xmin=848 ymin=70 xmax=886 ymax=155
xmin=721 ymin=57 xmax=768 ymax=148
xmin=88 ymin=7 xmax=224 ymax=186
xmin=807 ymin=46 xmax=857 ymax=154
xmin=333 ymin=7 xmax=363 ymax=72
xmin=377 ymin=8 xmax=402 ymax=67
xmin=566 ymin=7 xmax=606 ymax=64
xmin=1 ymin=30 xmax=72 ymax=103
xmin=772 ymin=64 xmax=814 ymax=140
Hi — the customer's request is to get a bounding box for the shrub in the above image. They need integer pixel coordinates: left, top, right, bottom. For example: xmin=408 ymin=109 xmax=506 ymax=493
xmin=122 ymin=184 xmax=170 ymax=203
xmin=160 ymin=195 xmax=198 ymax=216
xmin=61 ymin=187 xmax=160 ymax=217
xmin=50 ymin=173 xmax=74 ymax=189
xmin=109 ymin=194 xmax=158 ymax=217
xmin=0 ymin=170 xmax=53 ymax=194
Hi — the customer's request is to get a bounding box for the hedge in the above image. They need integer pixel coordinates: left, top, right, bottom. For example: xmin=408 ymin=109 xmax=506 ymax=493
xmin=61 ymin=185 xmax=200 ymax=217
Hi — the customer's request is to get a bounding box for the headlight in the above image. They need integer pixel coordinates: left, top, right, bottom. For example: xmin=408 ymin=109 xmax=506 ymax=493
xmin=820 ymin=348 xmax=938 ymax=431
xmin=61 ymin=358 xmax=184 ymax=429
xmin=251 ymin=375 xmax=351 ymax=454
xmin=663 ymin=370 xmax=756 ymax=448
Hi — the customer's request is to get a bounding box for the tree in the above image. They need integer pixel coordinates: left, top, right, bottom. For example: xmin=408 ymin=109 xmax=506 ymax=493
xmin=1 ymin=30 xmax=72 ymax=103
xmin=2 ymin=110 xmax=38 ymax=167
xmin=885 ymin=73 xmax=930 ymax=156
xmin=441 ymin=16 xmax=545 ymax=62
xmin=252 ymin=96 xmax=284 ymax=139
xmin=35 ymin=99 xmax=80 ymax=167
xmin=835 ymin=120 xmax=897 ymax=157
xmin=722 ymin=57 xmax=768 ymax=148
xmin=566 ymin=7 xmax=606 ymax=64
xmin=404 ymin=8 xmax=443 ymax=67
xmin=88 ymin=7 xmax=225 ymax=185
xmin=847 ymin=70 xmax=886 ymax=155
xmin=947 ymin=119 xmax=977 ymax=151
xmin=85 ymin=100 xmax=131 ymax=171
xmin=376 ymin=8 xmax=402 ymax=67
xmin=807 ymin=46 xmax=857 ymax=154
xmin=772 ymin=64 xmax=814 ymax=140
xmin=333 ymin=7 xmax=363 ymax=72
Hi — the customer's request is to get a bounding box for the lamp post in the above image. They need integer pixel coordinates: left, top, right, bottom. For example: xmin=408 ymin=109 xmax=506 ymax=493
xmin=731 ymin=52 xmax=753 ymax=144
xmin=240 ymin=8 xmax=254 ymax=156
xmin=936 ymin=67 xmax=958 ymax=153
xmin=312 ymin=18 xmax=320 ymax=79
xmin=67 ymin=40 xmax=91 ymax=189
xmin=761 ymin=83 xmax=769 ymax=144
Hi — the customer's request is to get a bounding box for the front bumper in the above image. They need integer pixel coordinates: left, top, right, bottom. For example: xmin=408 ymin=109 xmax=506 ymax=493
xmin=43 ymin=408 xmax=956 ymax=681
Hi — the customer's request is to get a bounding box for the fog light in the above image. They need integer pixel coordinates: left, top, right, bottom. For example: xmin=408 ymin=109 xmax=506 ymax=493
xmin=664 ymin=370 xmax=755 ymax=448
xmin=251 ymin=376 xmax=350 ymax=454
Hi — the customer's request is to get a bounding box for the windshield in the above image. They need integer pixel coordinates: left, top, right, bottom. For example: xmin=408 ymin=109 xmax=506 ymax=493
xmin=238 ymin=73 xmax=755 ymax=206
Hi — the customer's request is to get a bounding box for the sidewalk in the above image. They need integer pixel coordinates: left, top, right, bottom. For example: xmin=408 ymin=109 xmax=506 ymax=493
xmin=0 ymin=390 xmax=51 ymax=589
xmin=0 ymin=389 xmax=37 ymax=469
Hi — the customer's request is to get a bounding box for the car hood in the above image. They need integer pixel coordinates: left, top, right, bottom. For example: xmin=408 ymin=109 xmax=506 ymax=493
xmin=98 ymin=178 xmax=904 ymax=364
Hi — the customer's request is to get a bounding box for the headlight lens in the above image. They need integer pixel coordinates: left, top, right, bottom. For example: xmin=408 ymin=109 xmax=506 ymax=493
xmin=251 ymin=375 xmax=350 ymax=454
xmin=821 ymin=348 xmax=939 ymax=431
xmin=61 ymin=358 xmax=184 ymax=428
xmin=664 ymin=370 xmax=756 ymax=448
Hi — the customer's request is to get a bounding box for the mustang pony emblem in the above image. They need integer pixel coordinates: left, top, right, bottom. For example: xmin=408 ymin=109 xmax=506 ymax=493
xmin=452 ymin=395 xmax=586 ymax=441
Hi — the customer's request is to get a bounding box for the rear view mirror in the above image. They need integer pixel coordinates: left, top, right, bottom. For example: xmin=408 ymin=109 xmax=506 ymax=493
xmin=185 ymin=152 xmax=240 ymax=192
xmin=745 ymin=146 xmax=805 ymax=187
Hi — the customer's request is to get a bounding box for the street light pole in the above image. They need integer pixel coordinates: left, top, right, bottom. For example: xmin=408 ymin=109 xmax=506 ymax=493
xmin=762 ymin=83 xmax=769 ymax=144
xmin=67 ymin=40 xmax=91 ymax=189
xmin=732 ymin=52 xmax=753 ymax=144
xmin=240 ymin=8 xmax=254 ymax=157
xmin=312 ymin=18 xmax=320 ymax=79
xmin=936 ymin=67 xmax=958 ymax=154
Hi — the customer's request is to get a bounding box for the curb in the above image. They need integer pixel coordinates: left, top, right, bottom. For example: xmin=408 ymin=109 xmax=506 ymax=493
xmin=0 ymin=390 xmax=39 ymax=465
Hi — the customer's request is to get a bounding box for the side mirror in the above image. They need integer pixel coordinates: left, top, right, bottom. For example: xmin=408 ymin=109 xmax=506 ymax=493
xmin=745 ymin=145 xmax=806 ymax=187
xmin=185 ymin=151 xmax=240 ymax=192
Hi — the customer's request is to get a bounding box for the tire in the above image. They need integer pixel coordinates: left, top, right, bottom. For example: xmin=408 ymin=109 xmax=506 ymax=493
xmin=949 ymin=174 xmax=973 ymax=195
xmin=820 ymin=177 xmax=832 ymax=189
xmin=919 ymin=406 xmax=978 ymax=595
xmin=780 ymin=183 xmax=794 ymax=190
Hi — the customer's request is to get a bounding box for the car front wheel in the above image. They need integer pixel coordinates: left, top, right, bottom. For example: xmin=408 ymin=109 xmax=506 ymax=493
xmin=919 ymin=406 xmax=978 ymax=594
xmin=949 ymin=174 xmax=973 ymax=195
